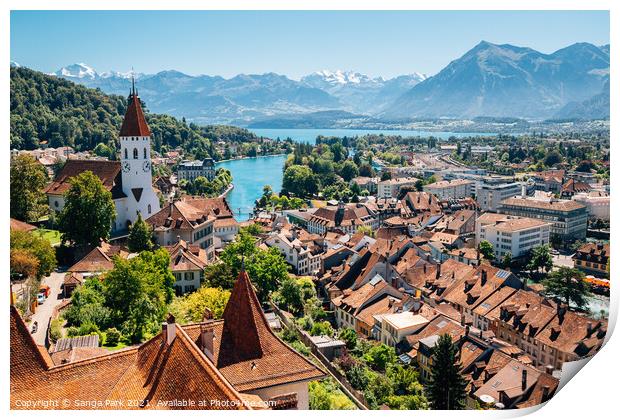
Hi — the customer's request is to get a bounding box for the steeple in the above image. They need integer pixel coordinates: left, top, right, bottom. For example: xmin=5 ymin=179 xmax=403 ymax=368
xmin=119 ymin=72 xmax=150 ymax=137
xmin=217 ymin=268 xmax=266 ymax=368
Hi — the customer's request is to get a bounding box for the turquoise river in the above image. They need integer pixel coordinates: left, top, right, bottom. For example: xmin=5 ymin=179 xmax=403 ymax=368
xmin=217 ymin=128 xmax=493 ymax=220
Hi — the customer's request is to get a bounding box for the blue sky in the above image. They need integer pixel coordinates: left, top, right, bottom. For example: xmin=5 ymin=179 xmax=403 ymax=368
xmin=11 ymin=10 xmax=609 ymax=79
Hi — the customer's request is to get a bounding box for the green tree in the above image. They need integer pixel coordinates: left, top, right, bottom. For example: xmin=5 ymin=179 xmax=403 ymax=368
xmin=338 ymin=328 xmax=358 ymax=350
xmin=426 ymin=334 xmax=468 ymax=410
xmin=364 ymin=343 xmax=396 ymax=372
xmin=340 ymin=160 xmax=359 ymax=182
xmin=477 ymin=240 xmax=495 ymax=261
xmin=93 ymin=142 xmax=114 ymax=159
xmin=310 ymin=321 xmax=334 ymax=336
xmin=203 ymin=262 xmax=236 ymax=289
xmin=282 ymin=165 xmax=319 ymax=198
xmin=273 ymin=277 xmax=304 ymax=315
xmin=103 ymin=249 xmax=174 ymax=342
xmin=127 ymin=213 xmax=153 ymax=252
xmin=543 ymin=267 xmax=593 ymax=311
xmin=10 ymin=230 xmax=57 ymax=280
xmin=57 ymin=171 xmax=116 ymax=249
xmin=502 ymin=252 xmax=513 ymax=269
xmin=10 ymin=154 xmax=49 ymax=222
xmin=247 ymin=247 xmax=290 ymax=302
xmin=168 ymin=286 xmax=231 ymax=324
xmin=527 ymin=245 xmax=553 ymax=274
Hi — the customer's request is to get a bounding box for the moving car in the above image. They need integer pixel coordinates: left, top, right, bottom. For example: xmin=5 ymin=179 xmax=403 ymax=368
xmin=37 ymin=293 xmax=45 ymax=305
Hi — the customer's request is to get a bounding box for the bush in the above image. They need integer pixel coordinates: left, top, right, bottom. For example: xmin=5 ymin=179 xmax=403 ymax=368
xmin=338 ymin=328 xmax=358 ymax=350
xmin=289 ymin=340 xmax=310 ymax=356
xmin=346 ymin=364 xmax=370 ymax=390
xmin=49 ymin=318 xmax=63 ymax=343
xmin=364 ymin=343 xmax=396 ymax=372
xmin=296 ymin=315 xmax=314 ymax=332
xmin=310 ymin=321 xmax=334 ymax=337
xmin=104 ymin=327 xmax=121 ymax=346
xmin=66 ymin=326 xmax=79 ymax=337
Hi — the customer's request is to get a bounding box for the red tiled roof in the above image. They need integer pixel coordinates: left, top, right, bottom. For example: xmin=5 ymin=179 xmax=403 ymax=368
xmin=183 ymin=270 xmax=325 ymax=391
xmin=119 ymin=94 xmax=151 ymax=137
xmin=67 ymin=242 xmax=127 ymax=273
xmin=10 ymin=218 xmax=37 ymax=232
xmin=44 ymin=160 xmax=125 ymax=198
xmin=10 ymin=305 xmax=248 ymax=410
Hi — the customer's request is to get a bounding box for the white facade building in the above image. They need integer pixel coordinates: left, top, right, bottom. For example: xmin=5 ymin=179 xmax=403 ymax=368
xmin=424 ymin=179 xmax=474 ymax=200
xmin=377 ymin=177 xmax=419 ymax=199
xmin=476 ymin=215 xmax=551 ymax=261
xmin=475 ymin=182 xmax=523 ymax=212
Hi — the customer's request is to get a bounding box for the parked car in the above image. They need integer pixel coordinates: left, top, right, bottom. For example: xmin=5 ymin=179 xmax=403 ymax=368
xmin=39 ymin=285 xmax=51 ymax=298
xmin=37 ymin=293 xmax=45 ymax=305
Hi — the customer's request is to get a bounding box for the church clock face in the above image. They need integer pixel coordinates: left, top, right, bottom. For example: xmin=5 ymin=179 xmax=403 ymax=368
xmin=143 ymin=161 xmax=151 ymax=172
xmin=122 ymin=161 xmax=131 ymax=173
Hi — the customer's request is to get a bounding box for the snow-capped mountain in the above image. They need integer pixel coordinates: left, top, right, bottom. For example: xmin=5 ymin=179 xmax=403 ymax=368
xmin=301 ymin=70 xmax=427 ymax=114
xmin=10 ymin=61 xmax=20 ymax=68
xmin=45 ymin=40 xmax=609 ymax=125
xmin=55 ymin=63 xmax=98 ymax=80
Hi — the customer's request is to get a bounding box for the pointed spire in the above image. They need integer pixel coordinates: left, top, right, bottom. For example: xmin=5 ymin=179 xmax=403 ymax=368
xmin=217 ymin=269 xmax=267 ymax=368
xmin=119 ymin=69 xmax=151 ymax=137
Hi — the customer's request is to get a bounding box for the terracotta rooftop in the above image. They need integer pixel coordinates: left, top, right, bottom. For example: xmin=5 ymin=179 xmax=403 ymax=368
xmin=164 ymin=240 xmax=208 ymax=272
xmin=500 ymin=197 xmax=586 ymax=212
xmin=119 ymin=92 xmax=151 ymax=137
xmin=10 ymin=306 xmax=248 ymax=410
xmin=67 ymin=242 xmax=128 ymax=273
xmin=45 ymin=160 xmax=125 ymax=198
xmin=147 ymin=199 xmax=217 ymax=232
xmin=182 ymin=270 xmax=325 ymax=391
xmin=10 ymin=218 xmax=37 ymax=232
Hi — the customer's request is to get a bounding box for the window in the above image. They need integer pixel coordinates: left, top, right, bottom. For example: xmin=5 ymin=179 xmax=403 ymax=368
xmin=133 ymin=148 xmax=138 ymax=159
xmin=148 ymin=204 xmax=151 ymax=214
xmin=144 ymin=148 xmax=147 ymax=159
xmin=124 ymin=148 xmax=128 ymax=159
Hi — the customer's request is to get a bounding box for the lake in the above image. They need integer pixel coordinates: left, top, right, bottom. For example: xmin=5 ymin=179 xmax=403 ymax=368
xmin=216 ymin=154 xmax=287 ymax=221
xmin=218 ymin=128 xmax=493 ymax=221
xmin=251 ymin=128 xmax=493 ymax=144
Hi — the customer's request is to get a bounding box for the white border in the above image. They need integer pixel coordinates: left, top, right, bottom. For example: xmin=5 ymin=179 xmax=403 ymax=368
xmin=2 ymin=2 xmax=617 ymax=420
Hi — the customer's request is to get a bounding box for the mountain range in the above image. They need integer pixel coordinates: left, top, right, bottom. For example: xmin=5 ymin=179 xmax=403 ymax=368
xmin=24 ymin=40 xmax=609 ymax=125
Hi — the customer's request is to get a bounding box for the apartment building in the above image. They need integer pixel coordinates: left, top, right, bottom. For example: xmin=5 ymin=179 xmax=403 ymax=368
xmin=498 ymin=196 xmax=588 ymax=244
xmin=424 ymin=179 xmax=474 ymax=200
xmin=265 ymin=229 xmax=322 ymax=276
xmin=476 ymin=215 xmax=551 ymax=261
xmin=377 ymin=177 xmax=419 ymax=199
xmin=475 ymin=182 xmax=523 ymax=212
xmin=177 ymin=158 xmax=216 ymax=182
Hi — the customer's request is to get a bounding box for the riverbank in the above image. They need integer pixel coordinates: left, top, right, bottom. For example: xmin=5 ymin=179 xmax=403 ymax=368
xmin=218 ymin=183 xmax=234 ymax=198
xmin=216 ymin=153 xmax=287 ymax=164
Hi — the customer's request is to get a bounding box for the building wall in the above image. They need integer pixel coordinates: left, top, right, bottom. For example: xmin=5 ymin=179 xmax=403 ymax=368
xmin=250 ymin=380 xmax=312 ymax=410
xmin=172 ymin=270 xmax=202 ymax=295
xmin=480 ymin=224 xmax=550 ymax=261
xmin=476 ymin=183 xmax=522 ymax=212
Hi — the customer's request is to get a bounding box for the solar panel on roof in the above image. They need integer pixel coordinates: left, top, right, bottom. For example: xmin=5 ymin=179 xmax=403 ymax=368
xmin=496 ymin=270 xmax=510 ymax=279
xmin=437 ymin=320 xmax=448 ymax=328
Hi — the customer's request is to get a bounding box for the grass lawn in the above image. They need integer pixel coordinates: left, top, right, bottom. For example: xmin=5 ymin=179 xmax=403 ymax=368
xmin=34 ymin=228 xmax=62 ymax=245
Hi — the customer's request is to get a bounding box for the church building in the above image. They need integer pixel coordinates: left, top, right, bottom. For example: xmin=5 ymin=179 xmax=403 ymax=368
xmin=45 ymin=81 xmax=161 ymax=233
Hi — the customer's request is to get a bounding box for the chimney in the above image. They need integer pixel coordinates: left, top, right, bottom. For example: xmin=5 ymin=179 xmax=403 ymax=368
xmin=436 ymin=263 xmax=441 ymax=279
xmin=521 ymin=184 xmax=527 ymax=198
xmin=163 ymin=313 xmax=176 ymax=345
xmin=586 ymin=322 xmax=594 ymax=338
xmin=557 ymin=304 xmax=567 ymax=324
xmin=541 ymin=385 xmax=551 ymax=402
xmin=481 ymin=269 xmax=487 ymax=285
xmin=200 ymin=327 xmax=215 ymax=362
xmin=521 ymin=369 xmax=528 ymax=392
xmin=461 ymin=313 xmax=466 ymax=325
xmin=423 ymin=264 xmax=427 ymax=274
xmin=465 ymin=325 xmax=470 ymax=336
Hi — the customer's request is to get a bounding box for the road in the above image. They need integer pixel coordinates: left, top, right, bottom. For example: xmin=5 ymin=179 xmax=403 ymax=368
xmin=28 ymin=270 xmax=66 ymax=346
xmin=552 ymin=253 xmax=574 ymax=270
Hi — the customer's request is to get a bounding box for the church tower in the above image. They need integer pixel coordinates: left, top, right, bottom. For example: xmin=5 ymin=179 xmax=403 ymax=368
xmin=118 ymin=77 xmax=161 ymax=228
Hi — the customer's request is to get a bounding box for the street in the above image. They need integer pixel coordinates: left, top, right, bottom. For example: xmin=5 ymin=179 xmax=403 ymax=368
xmin=28 ymin=270 xmax=66 ymax=346
xmin=552 ymin=253 xmax=574 ymax=269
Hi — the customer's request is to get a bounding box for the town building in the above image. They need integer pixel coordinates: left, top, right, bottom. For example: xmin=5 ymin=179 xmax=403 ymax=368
xmin=182 ymin=270 xmax=325 ymax=409
xmin=306 ymin=202 xmax=378 ymax=235
xmin=475 ymin=182 xmax=523 ymax=212
xmin=476 ymin=215 xmax=551 ymax=261
xmin=146 ymin=197 xmax=218 ymax=260
xmin=560 ymin=178 xmax=591 ymax=199
xmin=165 ymin=240 xmax=208 ymax=295
xmin=45 ymin=84 xmax=160 ymax=233
xmin=498 ymin=196 xmax=588 ymax=244
xmin=532 ymin=170 xmax=564 ymax=194
xmin=377 ymin=177 xmax=418 ymax=199
xmin=10 ymin=306 xmax=252 ymax=410
xmin=424 ymin=179 xmax=474 ymax=200
xmin=572 ymin=242 xmax=609 ymax=278
xmin=350 ymin=176 xmax=379 ymax=194
xmin=177 ymin=158 xmax=216 ymax=182
xmin=572 ymin=190 xmax=610 ymax=221
xmin=265 ymin=229 xmax=322 ymax=276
